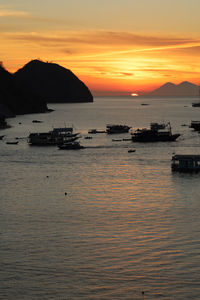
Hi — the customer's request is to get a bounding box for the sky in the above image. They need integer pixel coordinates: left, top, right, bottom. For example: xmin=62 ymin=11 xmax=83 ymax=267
xmin=0 ymin=0 xmax=200 ymax=95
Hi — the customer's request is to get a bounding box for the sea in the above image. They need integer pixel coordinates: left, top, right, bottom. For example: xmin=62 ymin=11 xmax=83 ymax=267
xmin=1 ymin=96 xmax=200 ymax=300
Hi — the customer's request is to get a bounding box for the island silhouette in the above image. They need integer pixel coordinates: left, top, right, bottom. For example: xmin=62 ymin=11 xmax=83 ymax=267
xmin=145 ymin=81 xmax=199 ymax=97
xmin=0 ymin=59 xmax=93 ymax=118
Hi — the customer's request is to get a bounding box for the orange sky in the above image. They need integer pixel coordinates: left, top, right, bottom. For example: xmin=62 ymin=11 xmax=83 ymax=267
xmin=1 ymin=1 xmax=200 ymax=95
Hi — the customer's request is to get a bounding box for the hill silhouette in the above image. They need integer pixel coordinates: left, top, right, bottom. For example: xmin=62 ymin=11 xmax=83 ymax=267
xmin=0 ymin=62 xmax=48 ymax=117
xmin=145 ymin=81 xmax=199 ymax=97
xmin=14 ymin=60 xmax=93 ymax=103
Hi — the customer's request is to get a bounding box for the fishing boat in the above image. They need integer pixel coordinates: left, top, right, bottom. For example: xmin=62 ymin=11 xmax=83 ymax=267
xmin=131 ymin=122 xmax=180 ymax=142
xmin=106 ymin=124 xmax=131 ymax=134
xmin=58 ymin=141 xmax=84 ymax=150
xmin=171 ymin=154 xmax=200 ymax=172
xmin=28 ymin=127 xmax=79 ymax=145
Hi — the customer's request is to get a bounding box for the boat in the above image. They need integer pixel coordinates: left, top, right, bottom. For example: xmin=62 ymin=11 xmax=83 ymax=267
xmin=32 ymin=120 xmax=43 ymax=123
xmin=106 ymin=124 xmax=131 ymax=134
xmin=171 ymin=154 xmax=200 ymax=172
xmin=6 ymin=141 xmax=19 ymax=145
xmin=58 ymin=141 xmax=84 ymax=150
xmin=88 ymin=129 xmax=106 ymax=134
xmin=112 ymin=139 xmax=122 ymax=141
xmin=190 ymin=121 xmax=200 ymax=131
xmin=128 ymin=149 xmax=136 ymax=153
xmin=88 ymin=129 xmax=97 ymax=134
xmin=28 ymin=127 xmax=79 ymax=145
xmin=131 ymin=122 xmax=180 ymax=142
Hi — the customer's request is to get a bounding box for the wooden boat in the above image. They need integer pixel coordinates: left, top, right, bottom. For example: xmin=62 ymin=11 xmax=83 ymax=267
xmin=6 ymin=141 xmax=19 ymax=145
xmin=106 ymin=124 xmax=131 ymax=134
xmin=131 ymin=122 xmax=180 ymax=142
xmin=28 ymin=127 xmax=79 ymax=145
xmin=58 ymin=141 xmax=84 ymax=150
xmin=171 ymin=155 xmax=200 ymax=172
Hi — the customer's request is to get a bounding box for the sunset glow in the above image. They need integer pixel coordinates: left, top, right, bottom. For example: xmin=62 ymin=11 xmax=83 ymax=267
xmin=0 ymin=1 xmax=200 ymax=95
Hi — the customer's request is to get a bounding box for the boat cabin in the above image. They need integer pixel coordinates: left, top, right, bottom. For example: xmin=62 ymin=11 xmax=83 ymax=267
xmin=171 ymin=154 xmax=200 ymax=172
xmin=190 ymin=121 xmax=200 ymax=131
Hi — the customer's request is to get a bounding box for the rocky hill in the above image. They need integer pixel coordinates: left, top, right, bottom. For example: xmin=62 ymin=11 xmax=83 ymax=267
xmin=145 ymin=81 xmax=199 ymax=97
xmin=0 ymin=63 xmax=48 ymax=117
xmin=14 ymin=60 xmax=93 ymax=103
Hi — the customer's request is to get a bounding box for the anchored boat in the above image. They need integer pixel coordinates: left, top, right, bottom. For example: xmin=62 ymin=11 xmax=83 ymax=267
xmin=28 ymin=127 xmax=79 ymax=145
xmin=106 ymin=124 xmax=131 ymax=134
xmin=171 ymin=155 xmax=200 ymax=172
xmin=131 ymin=122 xmax=180 ymax=142
xmin=58 ymin=141 xmax=84 ymax=150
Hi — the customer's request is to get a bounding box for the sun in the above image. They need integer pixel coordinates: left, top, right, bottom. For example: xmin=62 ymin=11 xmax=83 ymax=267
xmin=131 ymin=93 xmax=138 ymax=96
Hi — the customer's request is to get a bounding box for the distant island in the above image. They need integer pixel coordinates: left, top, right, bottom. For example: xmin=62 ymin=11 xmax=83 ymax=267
xmin=145 ymin=81 xmax=199 ymax=97
xmin=0 ymin=59 xmax=93 ymax=118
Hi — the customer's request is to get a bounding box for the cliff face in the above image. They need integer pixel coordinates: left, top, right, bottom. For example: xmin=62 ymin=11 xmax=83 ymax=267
xmin=146 ymin=81 xmax=199 ymax=97
xmin=14 ymin=60 xmax=93 ymax=103
xmin=0 ymin=63 xmax=48 ymax=117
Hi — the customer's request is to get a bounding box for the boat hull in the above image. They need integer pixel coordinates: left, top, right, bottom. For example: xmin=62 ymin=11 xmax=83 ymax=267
xmin=132 ymin=133 xmax=180 ymax=142
xmin=58 ymin=145 xmax=84 ymax=150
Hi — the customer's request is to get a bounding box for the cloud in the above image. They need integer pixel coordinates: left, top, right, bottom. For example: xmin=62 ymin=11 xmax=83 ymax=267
xmin=0 ymin=7 xmax=30 ymax=18
xmin=7 ymin=30 xmax=198 ymax=44
xmin=5 ymin=30 xmax=200 ymax=57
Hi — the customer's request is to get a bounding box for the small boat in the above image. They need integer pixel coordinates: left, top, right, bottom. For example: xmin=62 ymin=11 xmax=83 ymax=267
xmin=88 ymin=129 xmax=97 ymax=134
xmin=88 ymin=129 xmax=105 ymax=134
xmin=112 ymin=139 xmax=122 ymax=141
xmin=58 ymin=141 xmax=84 ymax=150
xmin=106 ymin=124 xmax=131 ymax=134
xmin=192 ymin=102 xmax=200 ymax=107
xmin=190 ymin=121 xmax=200 ymax=131
xmin=171 ymin=154 xmax=200 ymax=172
xmin=32 ymin=120 xmax=43 ymax=123
xmin=6 ymin=141 xmax=19 ymax=145
xmin=128 ymin=149 xmax=136 ymax=153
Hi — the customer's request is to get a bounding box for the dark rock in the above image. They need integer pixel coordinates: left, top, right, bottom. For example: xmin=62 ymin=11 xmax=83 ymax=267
xmin=0 ymin=62 xmax=48 ymax=116
xmin=14 ymin=60 xmax=93 ymax=103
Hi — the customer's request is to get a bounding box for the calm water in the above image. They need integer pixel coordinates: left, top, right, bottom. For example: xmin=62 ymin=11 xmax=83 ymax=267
xmin=1 ymin=96 xmax=200 ymax=299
